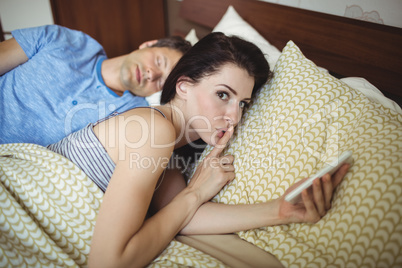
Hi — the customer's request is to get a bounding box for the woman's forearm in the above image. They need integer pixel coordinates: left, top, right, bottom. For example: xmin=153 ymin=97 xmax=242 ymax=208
xmin=124 ymin=189 xmax=201 ymax=264
xmin=180 ymin=200 xmax=284 ymax=235
xmin=151 ymin=168 xmax=285 ymax=236
xmin=90 ymin=188 xmax=201 ymax=268
xmin=180 ymin=165 xmax=351 ymax=235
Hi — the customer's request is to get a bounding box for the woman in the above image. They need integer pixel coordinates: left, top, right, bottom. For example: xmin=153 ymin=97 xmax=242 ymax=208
xmin=48 ymin=32 xmax=349 ymax=267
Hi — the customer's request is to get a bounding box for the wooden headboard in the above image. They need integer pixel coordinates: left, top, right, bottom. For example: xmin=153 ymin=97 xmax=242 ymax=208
xmin=177 ymin=0 xmax=402 ymax=106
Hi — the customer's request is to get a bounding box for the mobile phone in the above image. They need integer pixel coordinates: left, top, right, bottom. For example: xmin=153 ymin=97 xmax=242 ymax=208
xmin=285 ymin=151 xmax=353 ymax=204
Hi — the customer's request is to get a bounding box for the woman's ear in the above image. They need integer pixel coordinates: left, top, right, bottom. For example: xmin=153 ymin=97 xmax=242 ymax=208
xmin=176 ymin=77 xmax=190 ymax=99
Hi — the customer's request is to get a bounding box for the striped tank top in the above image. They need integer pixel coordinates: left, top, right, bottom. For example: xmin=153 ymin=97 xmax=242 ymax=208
xmin=47 ymin=107 xmax=166 ymax=192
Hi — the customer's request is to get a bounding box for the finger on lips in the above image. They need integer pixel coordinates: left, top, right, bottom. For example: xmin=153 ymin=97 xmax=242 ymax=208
xmin=210 ymin=126 xmax=234 ymax=157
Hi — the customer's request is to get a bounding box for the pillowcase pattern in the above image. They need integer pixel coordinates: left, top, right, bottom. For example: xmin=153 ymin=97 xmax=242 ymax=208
xmin=192 ymin=41 xmax=402 ymax=267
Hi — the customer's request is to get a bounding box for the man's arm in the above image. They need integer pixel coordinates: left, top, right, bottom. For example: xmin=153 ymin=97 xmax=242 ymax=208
xmin=0 ymin=38 xmax=28 ymax=75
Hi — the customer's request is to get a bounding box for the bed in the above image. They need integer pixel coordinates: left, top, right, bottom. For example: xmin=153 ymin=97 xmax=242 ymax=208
xmin=1 ymin=0 xmax=401 ymax=267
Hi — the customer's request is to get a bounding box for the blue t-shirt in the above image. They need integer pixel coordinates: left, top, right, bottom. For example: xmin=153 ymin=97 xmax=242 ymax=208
xmin=0 ymin=25 xmax=148 ymax=146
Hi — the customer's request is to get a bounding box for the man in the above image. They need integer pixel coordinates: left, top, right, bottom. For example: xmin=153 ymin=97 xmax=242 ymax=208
xmin=0 ymin=25 xmax=191 ymax=146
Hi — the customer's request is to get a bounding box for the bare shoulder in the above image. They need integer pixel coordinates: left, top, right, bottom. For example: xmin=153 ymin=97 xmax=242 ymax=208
xmin=120 ymin=107 xmax=176 ymax=147
xmin=94 ymin=107 xmax=176 ymax=162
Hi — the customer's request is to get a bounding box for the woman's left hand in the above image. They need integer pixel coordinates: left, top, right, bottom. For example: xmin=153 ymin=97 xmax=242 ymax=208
xmin=278 ymin=164 xmax=350 ymax=224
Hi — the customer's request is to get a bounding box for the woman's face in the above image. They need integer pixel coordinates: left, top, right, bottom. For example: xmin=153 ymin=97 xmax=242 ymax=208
xmin=184 ymin=63 xmax=254 ymax=146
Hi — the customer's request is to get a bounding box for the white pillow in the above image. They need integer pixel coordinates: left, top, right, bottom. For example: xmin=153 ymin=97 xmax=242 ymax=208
xmin=341 ymin=77 xmax=402 ymax=114
xmin=212 ymin=6 xmax=281 ymax=68
xmin=145 ymin=91 xmax=162 ymax=106
xmin=184 ymin=28 xmax=199 ymax=46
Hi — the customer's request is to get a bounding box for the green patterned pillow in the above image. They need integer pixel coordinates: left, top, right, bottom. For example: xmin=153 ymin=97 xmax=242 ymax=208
xmin=195 ymin=41 xmax=402 ymax=267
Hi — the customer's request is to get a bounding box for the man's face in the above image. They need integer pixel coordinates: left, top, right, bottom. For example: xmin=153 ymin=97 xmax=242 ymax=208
xmin=120 ymin=47 xmax=182 ymax=97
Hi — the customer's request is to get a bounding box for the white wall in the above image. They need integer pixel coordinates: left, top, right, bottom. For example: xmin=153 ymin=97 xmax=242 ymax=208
xmin=0 ymin=0 xmax=54 ymax=39
xmin=260 ymin=0 xmax=402 ymax=28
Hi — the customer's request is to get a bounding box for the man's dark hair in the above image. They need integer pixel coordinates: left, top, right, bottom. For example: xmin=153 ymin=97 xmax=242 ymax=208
xmin=152 ymin=36 xmax=192 ymax=55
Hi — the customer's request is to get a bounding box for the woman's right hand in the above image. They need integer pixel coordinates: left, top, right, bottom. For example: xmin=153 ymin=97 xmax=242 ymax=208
xmin=187 ymin=126 xmax=235 ymax=204
xmin=277 ymin=163 xmax=350 ymax=224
